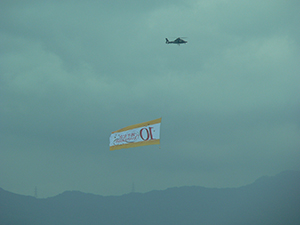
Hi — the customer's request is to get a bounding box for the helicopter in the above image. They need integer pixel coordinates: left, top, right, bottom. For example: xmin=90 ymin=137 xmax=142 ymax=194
xmin=165 ymin=37 xmax=187 ymax=45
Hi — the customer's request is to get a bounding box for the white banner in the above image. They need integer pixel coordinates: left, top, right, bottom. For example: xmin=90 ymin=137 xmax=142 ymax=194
xmin=109 ymin=118 xmax=161 ymax=151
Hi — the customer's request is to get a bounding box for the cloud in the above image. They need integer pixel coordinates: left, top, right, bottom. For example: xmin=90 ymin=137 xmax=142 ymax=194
xmin=1 ymin=0 xmax=299 ymax=197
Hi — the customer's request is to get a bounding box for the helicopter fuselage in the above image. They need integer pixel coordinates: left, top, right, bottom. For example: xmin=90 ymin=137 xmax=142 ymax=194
xmin=166 ymin=38 xmax=187 ymax=45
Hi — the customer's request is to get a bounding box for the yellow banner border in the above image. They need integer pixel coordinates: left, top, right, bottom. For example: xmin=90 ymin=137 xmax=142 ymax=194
xmin=111 ymin=118 xmax=161 ymax=133
xmin=109 ymin=139 xmax=160 ymax=151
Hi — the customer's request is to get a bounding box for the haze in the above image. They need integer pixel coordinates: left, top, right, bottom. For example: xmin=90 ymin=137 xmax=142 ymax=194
xmin=1 ymin=0 xmax=299 ymax=198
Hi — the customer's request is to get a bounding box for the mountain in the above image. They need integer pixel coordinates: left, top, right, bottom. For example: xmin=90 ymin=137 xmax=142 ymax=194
xmin=1 ymin=170 xmax=299 ymax=225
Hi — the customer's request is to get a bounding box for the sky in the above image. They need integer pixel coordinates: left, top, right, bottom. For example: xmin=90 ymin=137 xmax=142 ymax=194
xmin=1 ymin=0 xmax=300 ymax=198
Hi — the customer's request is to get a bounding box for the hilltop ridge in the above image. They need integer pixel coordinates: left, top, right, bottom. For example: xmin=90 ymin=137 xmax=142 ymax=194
xmin=1 ymin=170 xmax=299 ymax=225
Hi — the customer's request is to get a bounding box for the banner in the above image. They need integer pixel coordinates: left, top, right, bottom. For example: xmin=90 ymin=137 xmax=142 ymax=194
xmin=109 ymin=118 xmax=161 ymax=151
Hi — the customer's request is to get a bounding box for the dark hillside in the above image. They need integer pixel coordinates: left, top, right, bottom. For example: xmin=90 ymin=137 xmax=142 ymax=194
xmin=1 ymin=170 xmax=299 ymax=225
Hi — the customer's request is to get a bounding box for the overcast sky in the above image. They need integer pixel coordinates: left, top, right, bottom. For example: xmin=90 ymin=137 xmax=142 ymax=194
xmin=1 ymin=0 xmax=300 ymax=198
